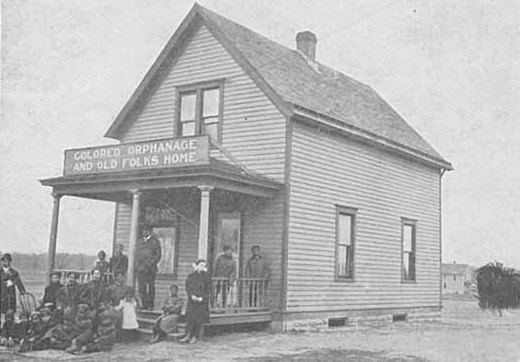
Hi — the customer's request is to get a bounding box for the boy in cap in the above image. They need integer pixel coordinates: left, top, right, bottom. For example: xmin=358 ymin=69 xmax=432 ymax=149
xmin=0 ymin=253 xmax=26 ymax=321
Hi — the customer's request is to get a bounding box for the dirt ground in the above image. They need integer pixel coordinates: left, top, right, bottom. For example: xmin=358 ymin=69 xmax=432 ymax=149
xmin=3 ymin=297 xmax=520 ymax=362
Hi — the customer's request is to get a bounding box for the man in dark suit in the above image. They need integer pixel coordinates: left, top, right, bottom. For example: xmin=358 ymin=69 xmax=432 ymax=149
xmin=136 ymin=225 xmax=162 ymax=310
xmin=56 ymin=271 xmax=82 ymax=311
xmin=0 ymin=253 xmax=26 ymax=318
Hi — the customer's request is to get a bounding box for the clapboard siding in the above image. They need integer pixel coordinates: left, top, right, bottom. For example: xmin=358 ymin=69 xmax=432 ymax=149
xmin=113 ymin=202 xmax=131 ymax=253
xmin=121 ymin=25 xmax=286 ymax=182
xmin=286 ymin=121 xmax=441 ymax=312
xmin=242 ymin=194 xmax=285 ymax=310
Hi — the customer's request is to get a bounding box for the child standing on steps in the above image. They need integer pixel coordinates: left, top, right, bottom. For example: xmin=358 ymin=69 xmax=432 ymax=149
xmin=115 ymin=289 xmax=140 ymax=342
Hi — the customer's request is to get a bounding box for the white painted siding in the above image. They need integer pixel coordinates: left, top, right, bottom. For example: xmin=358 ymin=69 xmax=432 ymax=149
xmin=120 ymin=25 xmax=286 ymax=182
xmin=113 ymin=202 xmax=131 ymax=252
xmin=286 ymin=121 xmax=441 ymax=312
xmin=113 ymin=25 xmax=287 ymax=310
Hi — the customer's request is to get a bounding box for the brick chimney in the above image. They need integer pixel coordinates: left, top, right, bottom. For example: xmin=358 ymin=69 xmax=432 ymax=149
xmin=296 ymin=31 xmax=317 ymax=61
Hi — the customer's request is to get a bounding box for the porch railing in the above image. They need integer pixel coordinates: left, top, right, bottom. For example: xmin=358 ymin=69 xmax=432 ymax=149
xmin=210 ymin=277 xmax=269 ymax=312
xmin=53 ymin=269 xmax=114 ymax=284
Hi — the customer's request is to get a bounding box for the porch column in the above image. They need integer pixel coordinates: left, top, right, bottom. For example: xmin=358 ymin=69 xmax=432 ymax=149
xmin=127 ymin=189 xmax=142 ymax=287
xmin=46 ymin=192 xmax=61 ymax=284
xmin=197 ymin=186 xmax=213 ymax=260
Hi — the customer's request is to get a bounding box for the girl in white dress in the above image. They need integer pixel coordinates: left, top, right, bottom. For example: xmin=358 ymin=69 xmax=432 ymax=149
xmin=115 ymin=289 xmax=140 ymax=342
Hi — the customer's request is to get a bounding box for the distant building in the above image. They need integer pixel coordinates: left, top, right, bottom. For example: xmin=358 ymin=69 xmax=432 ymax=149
xmin=441 ymin=262 xmax=474 ymax=294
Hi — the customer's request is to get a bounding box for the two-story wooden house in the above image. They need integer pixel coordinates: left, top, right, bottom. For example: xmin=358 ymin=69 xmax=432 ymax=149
xmin=41 ymin=4 xmax=452 ymax=332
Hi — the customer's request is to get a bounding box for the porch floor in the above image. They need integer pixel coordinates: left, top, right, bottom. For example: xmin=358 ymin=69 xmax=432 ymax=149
xmin=137 ymin=309 xmax=273 ymax=337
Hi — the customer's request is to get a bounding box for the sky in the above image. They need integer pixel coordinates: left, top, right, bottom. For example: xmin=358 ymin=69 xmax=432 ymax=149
xmin=1 ymin=0 xmax=519 ymax=267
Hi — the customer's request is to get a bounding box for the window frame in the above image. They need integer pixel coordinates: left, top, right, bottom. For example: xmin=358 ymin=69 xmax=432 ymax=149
xmin=401 ymin=218 xmax=417 ymax=282
xmin=175 ymin=79 xmax=224 ymax=143
xmin=335 ymin=206 xmax=357 ymax=281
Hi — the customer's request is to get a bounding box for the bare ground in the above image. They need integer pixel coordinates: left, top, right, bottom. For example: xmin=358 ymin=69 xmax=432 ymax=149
xmin=3 ymin=297 xmax=520 ymax=362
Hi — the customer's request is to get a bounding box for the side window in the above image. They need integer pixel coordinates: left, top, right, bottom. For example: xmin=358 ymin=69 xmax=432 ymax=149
xmin=336 ymin=207 xmax=356 ymax=280
xmin=402 ymin=219 xmax=416 ymax=281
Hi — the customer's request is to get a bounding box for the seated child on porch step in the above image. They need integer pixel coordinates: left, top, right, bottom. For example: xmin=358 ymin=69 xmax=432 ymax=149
xmin=150 ymin=284 xmax=182 ymax=343
xmin=115 ymin=289 xmax=140 ymax=342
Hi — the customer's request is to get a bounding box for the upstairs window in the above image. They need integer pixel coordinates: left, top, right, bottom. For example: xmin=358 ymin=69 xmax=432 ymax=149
xmin=402 ymin=219 xmax=416 ymax=281
xmin=336 ymin=206 xmax=356 ymax=280
xmin=176 ymin=82 xmax=223 ymax=142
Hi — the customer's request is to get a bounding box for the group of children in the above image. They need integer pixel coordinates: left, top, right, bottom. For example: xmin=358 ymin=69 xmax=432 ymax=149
xmin=0 ymin=275 xmax=183 ymax=354
xmin=0 ymin=270 xmax=141 ymax=355
xmin=0 ymin=304 xmax=118 ymax=354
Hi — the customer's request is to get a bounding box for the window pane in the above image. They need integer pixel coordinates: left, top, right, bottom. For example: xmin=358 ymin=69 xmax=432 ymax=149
xmin=203 ymin=88 xmax=220 ymax=117
xmin=403 ymin=224 xmax=413 ymax=252
xmin=346 ymin=245 xmax=354 ymax=277
xmin=338 ymin=214 xmax=352 ymax=245
xmin=181 ymin=121 xmax=196 ymax=136
xmin=338 ymin=245 xmax=347 ymax=276
xmin=403 ymin=252 xmax=410 ymax=278
xmin=203 ymin=122 xmax=218 ymax=142
xmin=180 ymin=93 xmax=196 ymax=121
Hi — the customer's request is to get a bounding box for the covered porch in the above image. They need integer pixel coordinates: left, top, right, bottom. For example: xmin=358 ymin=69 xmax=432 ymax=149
xmin=40 ymin=156 xmax=283 ymax=327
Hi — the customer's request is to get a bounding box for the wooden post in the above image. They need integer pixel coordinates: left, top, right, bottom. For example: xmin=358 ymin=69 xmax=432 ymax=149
xmin=46 ymin=192 xmax=61 ymax=285
xmin=127 ymin=190 xmax=142 ymax=288
xmin=197 ymin=186 xmax=213 ymax=260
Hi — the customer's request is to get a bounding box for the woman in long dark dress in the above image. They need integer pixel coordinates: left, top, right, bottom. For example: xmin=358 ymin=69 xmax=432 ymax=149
xmin=179 ymin=259 xmax=210 ymax=344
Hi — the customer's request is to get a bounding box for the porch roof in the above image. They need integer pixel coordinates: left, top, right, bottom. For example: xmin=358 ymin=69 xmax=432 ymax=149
xmin=40 ymin=158 xmax=283 ymax=200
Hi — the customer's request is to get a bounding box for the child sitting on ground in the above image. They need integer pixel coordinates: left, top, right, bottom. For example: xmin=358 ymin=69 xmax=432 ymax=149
xmin=66 ymin=304 xmax=93 ymax=354
xmin=49 ymin=306 xmax=75 ymax=350
xmin=10 ymin=312 xmax=30 ymax=347
xmin=84 ymin=310 xmax=117 ymax=353
xmin=115 ymin=289 xmax=140 ymax=342
xmin=151 ymin=284 xmax=182 ymax=343
xmin=0 ymin=309 xmax=15 ymax=347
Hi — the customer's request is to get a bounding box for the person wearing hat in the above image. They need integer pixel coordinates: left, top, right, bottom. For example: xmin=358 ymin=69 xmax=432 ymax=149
xmin=0 ymin=253 xmax=26 ymax=319
xmin=135 ymin=225 xmax=162 ymax=310
xmin=179 ymin=259 xmax=210 ymax=344
xmin=41 ymin=271 xmax=62 ymax=310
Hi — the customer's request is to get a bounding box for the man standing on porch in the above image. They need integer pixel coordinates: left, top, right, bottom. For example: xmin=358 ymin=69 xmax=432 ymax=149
xmin=136 ymin=225 xmax=162 ymax=310
xmin=245 ymin=245 xmax=270 ymax=307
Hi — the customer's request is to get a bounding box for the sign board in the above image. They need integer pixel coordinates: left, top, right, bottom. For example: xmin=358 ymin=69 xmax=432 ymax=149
xmin=63 ymin=135 xmax=210 ymax=176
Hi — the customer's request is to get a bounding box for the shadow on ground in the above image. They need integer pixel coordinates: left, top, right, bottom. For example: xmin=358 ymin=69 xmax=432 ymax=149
xmin=240 ymin=348 xmax=428 ymax=362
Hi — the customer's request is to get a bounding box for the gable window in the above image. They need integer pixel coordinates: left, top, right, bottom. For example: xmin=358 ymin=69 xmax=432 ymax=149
xmin=336 ymin=206 xmax=356 ymax=280
xmin=402 ymin=219 xmax=416 ymax=281
xmin=176 ymin=82 xmax=223 ymax=142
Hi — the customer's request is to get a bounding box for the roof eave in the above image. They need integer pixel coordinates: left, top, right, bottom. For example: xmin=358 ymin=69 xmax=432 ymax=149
xmin=291 ymin=106 xmax=453 ymax=171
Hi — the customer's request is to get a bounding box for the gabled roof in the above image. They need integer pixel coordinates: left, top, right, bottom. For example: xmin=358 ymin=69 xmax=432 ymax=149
xmin=105 ymin=3 xmax=452 ymax=169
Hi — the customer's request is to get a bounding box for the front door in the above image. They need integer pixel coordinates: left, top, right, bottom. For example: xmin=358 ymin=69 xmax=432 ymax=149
xmin=214 ymin=212 xmax=241 ymax=275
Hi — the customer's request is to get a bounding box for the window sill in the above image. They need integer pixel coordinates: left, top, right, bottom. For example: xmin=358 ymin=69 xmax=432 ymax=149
xmin=401 ymin=279 xmax=417 ymax=284
xmin=335 ymin=276 xmax=355 ymax=283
